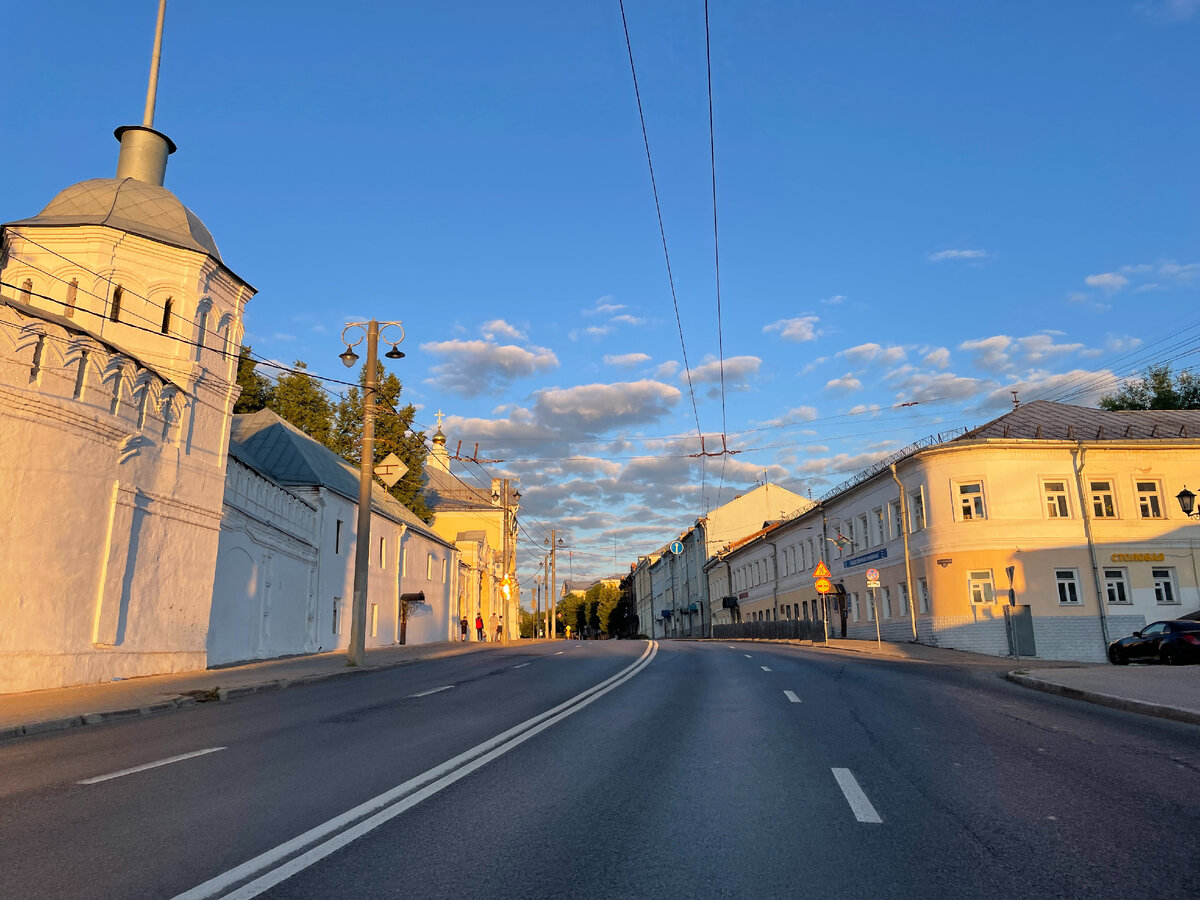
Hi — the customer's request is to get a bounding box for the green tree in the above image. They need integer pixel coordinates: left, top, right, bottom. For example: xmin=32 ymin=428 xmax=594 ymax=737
xmin=1100 ymin=364 xmax=1200 ymax=411
xmin=268 ymin=361 xmax=334 ymax=446
xmin=331 ymin=361 xmax=432 ymax=522
xmin=233 ymin=345 xmax=274 ymax=414
xmin=584 ymin=582 xmax=621 ymax=636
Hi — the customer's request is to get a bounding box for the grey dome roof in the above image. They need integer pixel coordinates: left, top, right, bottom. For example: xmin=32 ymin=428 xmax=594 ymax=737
xmin=7 ymin=177 xmax=221 ymax=260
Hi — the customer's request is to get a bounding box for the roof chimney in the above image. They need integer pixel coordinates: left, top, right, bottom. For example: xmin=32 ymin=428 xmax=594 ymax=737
xmin=114 ymin=0 xmax=175 ymax=186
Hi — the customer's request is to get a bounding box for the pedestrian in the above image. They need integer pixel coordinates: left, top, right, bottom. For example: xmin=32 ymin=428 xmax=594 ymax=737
xmin=489 ymin=611 xmax=499 ymax=644
xmin=475 ymin=613 xmax=484 ymax=642
xmin=459 ymin=616 xmax=468 ymax=642
xmin=497 ymin=615 xmax=505 ymax=644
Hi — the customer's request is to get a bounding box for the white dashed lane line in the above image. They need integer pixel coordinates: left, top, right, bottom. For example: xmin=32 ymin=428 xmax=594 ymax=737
xmin=760 ymin=666 xmax=772 ymax=672
xmin=78 ymin=747 xmax=226 ymax=785
xmin=743 ymin=654 xmax=752 ymax=658
xmin=554 ymin=651 xmax=564 ymax=655
xmin=512 ymin=663 xmax=530 ymax=669
xmin=408 ymin=686 xmax=454 ymax=699
xmin=832 ymin=768 xmax=883 ymax=824
xmin=783 ymin=690 xmax=801 ymax=703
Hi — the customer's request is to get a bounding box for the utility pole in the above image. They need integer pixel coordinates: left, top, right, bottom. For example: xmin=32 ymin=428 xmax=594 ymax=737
xmin=339 ymin=319 xmax=405 ymax=667
xmin=547 ymin=530 xmax=560 ymax=639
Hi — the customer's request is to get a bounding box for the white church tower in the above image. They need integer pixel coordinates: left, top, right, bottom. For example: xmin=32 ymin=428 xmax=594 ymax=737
xmin=0 ymin=2 xmax=255 ymax=692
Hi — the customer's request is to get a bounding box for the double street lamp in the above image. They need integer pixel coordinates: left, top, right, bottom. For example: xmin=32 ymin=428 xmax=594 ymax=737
xmin=340 ymin=319 xmax=405 ymax=667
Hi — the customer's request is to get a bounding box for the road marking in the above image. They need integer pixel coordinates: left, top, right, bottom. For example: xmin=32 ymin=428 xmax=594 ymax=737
xmin=554 ymin=651 xmax=564 ymax=655
xmin=173 ymin=642 xmax=659 ymax=900
xmin=78 ymin=747 xmax=226 ymax=785
xmin=832 ymin=768 xmax=882 ymax=824
xmin=761 ymin=666 xmax=772 ymax=672
xmin=728 ymin=645 xmax=736 ymax=649
xmin=512 ymin=663 xmax=530 ymax=669
xmin=744 ymin=654 xmax=752 ymax=658
xmin=407 ymin=686 xmax=453 ymax=698
xmin=784 ymin=690 xmax=801 ymax=703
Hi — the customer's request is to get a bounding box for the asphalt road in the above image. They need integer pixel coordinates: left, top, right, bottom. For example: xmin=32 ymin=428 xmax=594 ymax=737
xmin=1 ymin=640 xmax=1197 ymax=899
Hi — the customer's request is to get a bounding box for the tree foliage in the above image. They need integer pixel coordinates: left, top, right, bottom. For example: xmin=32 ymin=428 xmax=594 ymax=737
xmin=1100 ymin=364 xmax=1200 ymax=411
xmin=234 ymin=345 xmax=274 ymax=414
xmin=269 ymin=361 xmax=334 ymax=446
xmin=330 ymin=361 xmax=432 ymax=522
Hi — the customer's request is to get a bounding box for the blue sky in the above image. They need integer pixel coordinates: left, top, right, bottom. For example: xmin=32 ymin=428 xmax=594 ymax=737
xmin=5 ymin=2 xmax=1199 ymax=587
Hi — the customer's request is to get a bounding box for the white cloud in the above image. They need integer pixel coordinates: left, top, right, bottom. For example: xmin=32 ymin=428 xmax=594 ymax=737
xmin=420 ymin=339 xmax=559 ymax=394
xmin=929 ymin=249 xmax=989 ymax=262
xmin=569 ymin=325 xmax=612 ymax=340
xmin=653 ymin=360 xmax=679 ymax=379
xmin=603 ymin=352 xmax=651 ymax=368
xmin=532 ymin=380 xmax=681 ymax=433
xmin=849 ymin=404 xmax=882 ymax=415
xmin=1014 ymin=334 xmax=1083 ymax=365
xmin=688 ymin=355 xmax=762 ymax=385
xmin=764 ymin=316 xmax=820 ymax=342
xmin=1084 ymin=272 xmax=1129 ymax=292
xmin=820 ymin=294 xmax=848 ymax=305
xmin=583 ymin=295 xmax=625 ymax=316
xmin=839 ymin=342 xmax=907 ymax=365
xmin=825 ymin=374 xmax=863 ymax=393
xmin=959 ymin=335 xmax=1013 ymax=368
xmin=761 ymin=405 xmax=818 ymax=426
xmin=610 ymin=314 xmax=647 ymax=327
xmin=1137 ymin=0 xmax=1200 ymax=21
xmin=480 ymin=319 xmax=526 ymax=341
xmin=893 ymin=370 xmax=990 ymax=402
xmin=923 ymin=347 xmax=951 ymax=368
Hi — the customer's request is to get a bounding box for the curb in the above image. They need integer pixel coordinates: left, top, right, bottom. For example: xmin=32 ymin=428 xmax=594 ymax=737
xmin=0 ymin=642 xmax=509 ymax=744
xmin=1005 ymin=671 xmax=1200 ymax=727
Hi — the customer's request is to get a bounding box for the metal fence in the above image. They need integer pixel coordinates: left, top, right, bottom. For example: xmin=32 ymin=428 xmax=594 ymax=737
xmin=712 ymin=619 xmax=826 ymax=642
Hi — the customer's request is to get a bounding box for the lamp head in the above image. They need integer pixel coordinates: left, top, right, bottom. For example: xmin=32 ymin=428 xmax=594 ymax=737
xmin=1177 ymin=486 xmax=1196 ymax=517
xmin=385 ymin=344 xmax=405 ymax=360
xmin=339 ymin=346 xmax=359 ymax=368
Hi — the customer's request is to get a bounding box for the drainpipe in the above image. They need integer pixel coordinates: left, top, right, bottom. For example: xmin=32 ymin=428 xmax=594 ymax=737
xmin=1071 ymin=444 xmax=1111 ymax=649
xmin=890 ymin=464 xmax=919 ymax=642
xmin=820 ymin=505 xmax=830 ymax=641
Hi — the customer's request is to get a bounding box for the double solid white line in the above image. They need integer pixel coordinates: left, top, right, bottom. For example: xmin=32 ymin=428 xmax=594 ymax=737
xmin=173 ymin=641 xmax=659 ymax=900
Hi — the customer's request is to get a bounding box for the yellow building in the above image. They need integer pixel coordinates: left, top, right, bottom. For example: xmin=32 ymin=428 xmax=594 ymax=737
xmin=422 ymin=418 xmax=519 ymax=640
xmin=710 ymin=402 xmax=1200 ymax=662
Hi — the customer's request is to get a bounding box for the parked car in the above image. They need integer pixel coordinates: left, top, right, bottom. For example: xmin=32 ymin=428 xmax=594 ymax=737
xmin=1108 ymin=620 xmax=1200 ymax=665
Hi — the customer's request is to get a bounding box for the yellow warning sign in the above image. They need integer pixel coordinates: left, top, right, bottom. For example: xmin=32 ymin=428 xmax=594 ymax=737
xmin=812 ymin=560 xmax=831 ymax=579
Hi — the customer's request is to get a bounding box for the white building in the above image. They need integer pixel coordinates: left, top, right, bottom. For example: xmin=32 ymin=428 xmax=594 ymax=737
xmin=0 ymin=114 xmax=254 ymax=692
xmin=208 ymin=410 xmax=458 ymax=666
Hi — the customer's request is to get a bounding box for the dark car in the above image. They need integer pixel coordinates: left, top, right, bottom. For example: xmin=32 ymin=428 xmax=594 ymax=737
xmin=1108 ymin=620 xmax=1200 ymax=665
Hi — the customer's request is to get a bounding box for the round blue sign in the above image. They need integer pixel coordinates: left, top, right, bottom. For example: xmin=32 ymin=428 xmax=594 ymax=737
xmin=670 ymin=541 xmax=684 ymax=555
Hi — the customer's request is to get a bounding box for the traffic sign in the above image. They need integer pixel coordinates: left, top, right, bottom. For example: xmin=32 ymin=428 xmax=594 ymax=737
xmin=866 ymin=580 xmax=881 ymax=589
xmin=866 ymin=568 xmax=880 ymax=582
xmin=670 ymin=541 xmax=684 ymax=555
xmin=815 ymin=577 xmax=832 ymax=594
xmin=373 ymin=452 xmax=408 ymax=487
xmin=812 ymin=560 xmax=831 ymax=579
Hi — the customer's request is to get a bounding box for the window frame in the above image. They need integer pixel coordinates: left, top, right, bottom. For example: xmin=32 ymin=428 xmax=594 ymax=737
xmin=967 ymin=569 xmax=996 ymax=605
xmin=1054 ymin=568 xmax=1082 ymax=605
xmin=1088 ymin=478 xmax=1118 ymax=519
xmin=956 ymin=480 xmax=987 ymax=521
xmin=908 ymin=489 xmax=926 ymax=532
xmin=918 ymin=577 xmax=930 ymax=614
xmin=1134 ymin=479 xmax=1164 ymax=519
xmin=1152 ymin=567 xmax=1179 ymax=605
xmin=1103 ymin=568 xmax=1130 ymax=605
xmin=1042 ymin=479 xmax=1071 ymax=519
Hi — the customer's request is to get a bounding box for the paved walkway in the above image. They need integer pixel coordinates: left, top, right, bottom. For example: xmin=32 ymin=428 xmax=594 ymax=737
xmin=726 ymin=635 xmax=1200 ymax=726
xmin=0 ymin=639 xmax=530 ymax=742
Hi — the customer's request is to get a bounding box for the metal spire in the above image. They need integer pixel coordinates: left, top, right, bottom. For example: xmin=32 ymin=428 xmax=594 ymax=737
xmin=142 ymin=0 xmax=168 ymax=128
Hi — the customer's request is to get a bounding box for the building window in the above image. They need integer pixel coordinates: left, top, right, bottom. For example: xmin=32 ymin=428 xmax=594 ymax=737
xmin=1153 ymin=568 xmax=1178 ymax=605
xmin=109 ymin=285 xmax=123 ymax=322
xmin=1089 ymin=480 xmax=1117 ymax=518
xmin=1104 ymin=569 xmax=1129 ymax=605
xmin=1043 ymin=480 xmax=1070 ymax=518
xmin=65 ymin=279 xmax=78 ymax=318
xmin=427 ymin=553 xmax=433 ymax=580
xmin=909 ymin=491 xmax=925 ymax=532
xmin=370 ymin=603 xmax=378 ymax=638
xmin=1136 ymin=481 xmax=1163 ymax=519
xmin=332 ymin=598 xmax=342 ymax=635
xmin=442 ymin=558 xmax=448 ymax=583
xmin=19 ymin=278 xmax=33 ymax=302
xmin=918 ymin=577 xmax=930 ymax=614
xmin=958 ymin=482 xmax=986 ymax=520
xmin=136 ymin=385 xmax=150 ymax=430
xmin=335 ymin=520 xmax=343 ymax=554
xmin=196 ymin=308 xmax=209 ymax=353
xmin=968 ymin=570 xmax=995 ymax=604
xmin=1055 ymin=569 xmax=1081 ymax=605
xmin=161 ymin=297 xmax=173 ymax=334
xmin=898 ymin=582 xmax=910 ymax=616
xmin=865 ymin=593 xmax=875 ymax=621
xmin=890 ymin=502 xmax=903 ymax=539
xmin=28 ymin=335 xmax=45 ymax=384
xmin=873 ymin=508 xmax=885 ymax=545
xmin=379 ymin=537 xmax=386 ymax=569
xmin=844 ymin=520 xmax=855 ymax=552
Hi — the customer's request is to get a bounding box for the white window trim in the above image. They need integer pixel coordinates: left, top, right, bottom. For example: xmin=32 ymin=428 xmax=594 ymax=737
xmin=955 ymin=479 xmax=987 ymax=522
xmin=1087 ymin=477 xmax=1119 ymax=519
xmin=1133 ymin=478 xmax=1165 ymax=520
xmin=967 ymin=570 xmax=996 ymax=605
xmin=1103 ymin=567 xmax=1130 ymax=605
xmin=1152 ymin=567 xmax=1180 ymax=605
xmin=1054 ymin=568 xmax=1082 ymax=605
xmin=1041 ymin=478 xmax=1072 ymax=520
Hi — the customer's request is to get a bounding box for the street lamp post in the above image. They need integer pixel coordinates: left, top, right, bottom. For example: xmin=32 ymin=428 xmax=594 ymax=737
xmin=340 ymin=318 xmax=405 ymax=667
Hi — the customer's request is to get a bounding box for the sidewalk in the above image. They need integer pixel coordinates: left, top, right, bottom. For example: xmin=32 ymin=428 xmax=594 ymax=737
xmin=723 ymin=636 xmax=1200 ymax=726
xmin=0 ymin=639 xmax=526 ymax=743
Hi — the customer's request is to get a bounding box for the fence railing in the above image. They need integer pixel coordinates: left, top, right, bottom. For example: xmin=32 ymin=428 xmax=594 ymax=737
xmin=712 ymin=619 xmax=826 ymax=642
